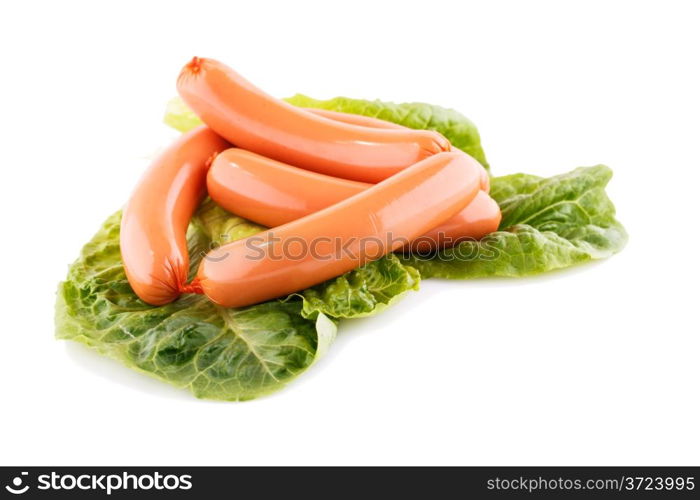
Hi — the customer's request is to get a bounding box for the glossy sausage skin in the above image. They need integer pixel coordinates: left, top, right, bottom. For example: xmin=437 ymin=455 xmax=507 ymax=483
xmin=307 ymin=108 xmax=407 ymax=130
xmin=120 ymin=126 xmax=229 ymax=305
xmin=177 ymin=57 xmax=450 ymax=183
xmin=409 ymin=192 xmax=500 ymax=252
xmin=306 ymin=107 xmax=490 ymax=192
xmin=195 ymin=151 xmax=482 ymax=307
xmin=207 ymin=148 xmax=501 ymax=252
xmin=208 ymin=149 xmax=368 ymax=225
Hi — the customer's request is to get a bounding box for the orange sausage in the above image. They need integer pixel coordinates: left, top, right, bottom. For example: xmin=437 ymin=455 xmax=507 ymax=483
xmin=177 ymin=57 xmax=451 ymax=183
xmin=194 ymin=151 xmax=482 ymax=307
xmin=120 ymin=126 xmax=229 ymax=305
xmin=307 ymin=108 xmax=406 ymax=130
xmin=409 ymin=192 xmax=500 ymax=252
xmin=307 ymin=107 xmax=490 ymax=192
xmin=207 ymin=149 xmax=500 ymax=252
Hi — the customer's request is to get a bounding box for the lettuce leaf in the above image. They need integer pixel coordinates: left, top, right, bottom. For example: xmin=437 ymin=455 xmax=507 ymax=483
xmin=55 ymin=212 xmax=330 ymax=401
xmin=299 ymin=254 xmax=419 ymax=320
xmin=56 ymin=201 xmax=420 ymax=400
xmin=163 ymin=97 xmax=204 ymax=133
xmin=400 ymin=166 xmax=627 ymax=278
xmin=489 ymin=173 xmax=544 ymax=202
xmin=163 ymin=95 xmax=489 ymax=171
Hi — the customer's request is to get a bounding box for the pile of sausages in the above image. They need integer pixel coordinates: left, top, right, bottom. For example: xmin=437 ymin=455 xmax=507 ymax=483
xmin=120 ymin=57 xmax=501 ymax=308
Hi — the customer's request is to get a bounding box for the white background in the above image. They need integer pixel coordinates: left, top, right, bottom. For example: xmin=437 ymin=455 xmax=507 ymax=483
xmin=0 ymin=0 xmax=698 ymax=466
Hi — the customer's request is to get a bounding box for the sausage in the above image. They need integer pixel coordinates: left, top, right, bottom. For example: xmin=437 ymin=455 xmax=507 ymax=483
xmin=207 ymin=148 xmax=368 ymax=225
xmin=307 ymin=108 xmax=407 ymax=130
xmin=207 ymin=148 xmax=500 ymax=252
xmin=409 ymin=192 xmax=500 ymax=252
xmin=177 ymin=57 xmax=451 ymax=183
xmin=194 ymin=151 xmax=482 ymax=307
xmin=120 ymin=126 xmax=229 ymax=305
xmin=307 ymin=107 xmax=490 ymax=192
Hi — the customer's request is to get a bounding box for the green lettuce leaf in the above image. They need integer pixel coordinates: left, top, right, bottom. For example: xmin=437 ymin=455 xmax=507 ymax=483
xmin=489 ymin=173 xmax=544 ymax=203
xmin=56 ymin=201 xmax=420 ymax=400
xmin=193 ymin=197 xmax=267 ymax=245
xmin=299 ymin=254 xmax=420 ymax=320
xmin=401 ymin=165 xmax=627 ymax=278
xmin=55 ymin=212 xmax=337 ymax=401
xmin=163 ymin=95 xmax=489 ymax=171
xmin=163 ymin=97 xmax=204 ymax=133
